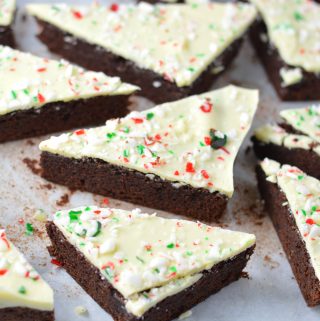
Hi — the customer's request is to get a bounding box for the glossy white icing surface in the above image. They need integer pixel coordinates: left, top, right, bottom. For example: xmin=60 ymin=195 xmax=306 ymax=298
xmin=261 ymin=159 xmax=320 ymax=281
xmin=53 ymin=206 xmax=255 ymax=316
xmin=40 ymin=85 xmax=258 ymax=197
xmin=0 ymin=230 xmax=54 ymax=311
xmin=27 ymin=2 xmax=257 ymax=87
xmin=0 ymin=45 xmax=138 ymax=116
xmin=0 ymin=0 xmax=15 ymax=26
xmin=250 ymin=0 xmax=320 ymax=73
xmin=254 ymin=105 xmax=320 ymax=155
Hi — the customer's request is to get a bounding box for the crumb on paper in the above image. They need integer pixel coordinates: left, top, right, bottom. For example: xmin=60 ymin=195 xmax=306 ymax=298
xmin=33 ymin=209 xmax=47 ymax=222
xmin=74 ymin=305 xmax=88 ymax=316
xmin=56 ymin=193 xmax=70 ymax=206
xmin=179 ymin=310 xmax=192 ymax=320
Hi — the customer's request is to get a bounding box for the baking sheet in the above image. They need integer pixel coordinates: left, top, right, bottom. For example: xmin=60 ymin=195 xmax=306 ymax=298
xmin=0 ymin=0 xmax=319 ymax=320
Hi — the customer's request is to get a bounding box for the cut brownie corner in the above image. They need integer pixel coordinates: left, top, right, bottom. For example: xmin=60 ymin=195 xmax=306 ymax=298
xmin=251 ymin=136 xmax=320 ymax=180
xmin=46 ymin=206 xmax=256 ymax=321
xmin=256 ymin=161 xmax=320 ymax=307
xmin=249 ymin=19 xmax=320 ymax=101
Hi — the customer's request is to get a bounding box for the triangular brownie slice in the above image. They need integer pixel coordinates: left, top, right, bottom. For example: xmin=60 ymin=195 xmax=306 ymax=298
xmin=0 ymin=0 xmax=15 ymax=47
xmin=0 ymin=45 xmax=138 ymax=142
xmin=47 ymin=206 xmax=255 ymax=321
xmin=249 ymin=0 xmax=320 ymax=100
xmin=0 ymin=229 xmax=54 ymax=320
xmin=257 ymin=158 xmax=320 ymax=306
xmin=40 ymin=85 xmax=258 ymax=221
xmin=252 ymin=105 xmax=320 ymax=179
xmin=27 ymin=2 xmax=257 ymax=103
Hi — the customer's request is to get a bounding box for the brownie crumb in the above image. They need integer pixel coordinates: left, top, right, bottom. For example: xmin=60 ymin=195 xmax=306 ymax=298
xmin=240 ymin=271 xmax=251 ymax=280
xmin=26 ymin=139 xmax=35 ymax=146
xmin=263 ymin=255 xmax=280 ymax=270
xmin=22 ymin=158 xmax=43 ymax=175
xmin=40 ymin=183 xmax=53 ymax=190
xmin=56 ymin=193 xmax=70 ymax=207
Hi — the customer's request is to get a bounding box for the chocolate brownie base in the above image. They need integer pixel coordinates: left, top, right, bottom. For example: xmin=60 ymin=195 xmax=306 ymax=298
xmin=0 ymin=95 xmax=130 ymax=143
xmin=249 ymin=19 xmax=320 ymax=101
xmin=0 ymin=26 xmax=15 ymax=47
xmin=0 ymin=307 xmax=54 ymax=321
xmin=40 ymin=152 xmax=228 ymax=222
xmin=256 ymin=166 xmax=320 ymax=306
xmin=34 ymin=19 xmax=244 ymax=104
xmin=47 ymin=221 xmax=254 ymax=321
xmin=252 ymin=137 xmax=320 ymax=179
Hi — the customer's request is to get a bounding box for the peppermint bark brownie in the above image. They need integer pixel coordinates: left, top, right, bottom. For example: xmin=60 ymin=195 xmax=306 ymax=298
xmin=0 ymin=46 xmax=138 ymax=143
xmin=39 ymin=85 xmax=258 ymax=222
xmin=252 ymin=105 xmax=320 ymax=179
xmin=249 ymin=0 xmax=320 ymax=101
xmin=0 ymin=229 xmax=54 ymax=320
xmin=47 ymin=206 xmax=256 ymax=321
xmin=0 ymin=0 xmax=15 ymax=47
xmin=27 ymin=2 xmax=257 ymax=104
xmin=257 ymin=159 xmax=320 ymax=306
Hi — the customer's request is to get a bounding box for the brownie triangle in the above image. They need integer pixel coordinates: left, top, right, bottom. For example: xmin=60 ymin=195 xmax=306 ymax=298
xmin=40 ymin=85 xmax=258 ymax=220
xmin=27 ymin=2 xmax=256 ymax=88
xmin=48 ymin=206 xmax=255 ymax=318
xmin=0 ymin=229 xmax=54 ymax=317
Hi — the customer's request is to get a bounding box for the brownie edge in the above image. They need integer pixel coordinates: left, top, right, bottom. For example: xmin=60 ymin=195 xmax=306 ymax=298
xmin=252 ymin=137 xmax=320 ymax=180
xmin=256 ymin=166 xmax=320 ymax=306
xmin=40 ymin=152 xmax=228 ymax=222
xmin=0 ymin=95 xmax=130 ymax=143
xmin=0 ymin=307 xmax=54 ymax=321
xmin=249 ymin=19 xmax=320 ymax=101
xmin=0 ymin=26 xmax=15 ymax=47
xmin=34 ymin=18 xmax=244 ymax=104
xmin=47 ymin=221 xmax=255 ymax=321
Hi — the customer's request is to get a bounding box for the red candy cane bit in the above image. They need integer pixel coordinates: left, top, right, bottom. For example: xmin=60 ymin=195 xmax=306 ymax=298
xmin=204 ymin=137 xmax=211 ymax=145
xmin=200 ymin=99 xmax=213 ymax=113
xmin=37 ymin=93 xmax=45 ymax=104
xmin=0 ymin=269 xmax=8 ymax=276
xmin=186 ymin=162 xmax=195 ymax=173
xmin=102 ymin=198 xmax=109 ymax=205
xmin=201 ymin=170 xmax=209 ymax=179
xmin=220 ymin=147 xmax=230 ymax=155
xmin=144 ymin=137 xmax=156 ymax=146
xmin=110 ymin=3 xmax=119 ymax=12
xmin=174 ymin=170 xmax=180 ymax=176
xmin=75 ymin=129 xmax=85 ymax=136
xmin=306 ymin=218 xmax=315 ymax=225
xmin=72 ymin=10 xmax=83 ymax=19
xmin=94 ymin=210 xmax=101 ymax=215
xmin=37 ymin=67 xmax=47 ymax=72
xmin=102 ymin=261 xmax=115 ymax=270
xmin=51 ymin=259 xmax=62 ymax=267
xmin=131 ymin=118 xmax=144 ymax=124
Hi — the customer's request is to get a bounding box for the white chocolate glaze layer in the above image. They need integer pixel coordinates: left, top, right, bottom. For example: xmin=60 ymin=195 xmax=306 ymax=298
xmin=0 ymin=230 xmax=54 ymax=311
xmin=261 ymin=159 xmax=320 ymax=281
xmin=281 ymin=106 xmax=320 ymax=144
xmin=0 ymin=0 xmax=15 ymax=26
xmin=40 ymin=85 xmax=258 ymax=197
xmin=0 ymin=45 xmax=138 ymax=116
xmin=27 ymin=2 xmax=257 ymax=87
xmin=254 ymin=105 xmax=320 ymax=156
xmin=53 ymin=206 xmax=255 ymax=316
xmin=254 ymin=124 xmax=319 ymax=156
xmin=250 ymin=0 xmax=320 ymax=73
